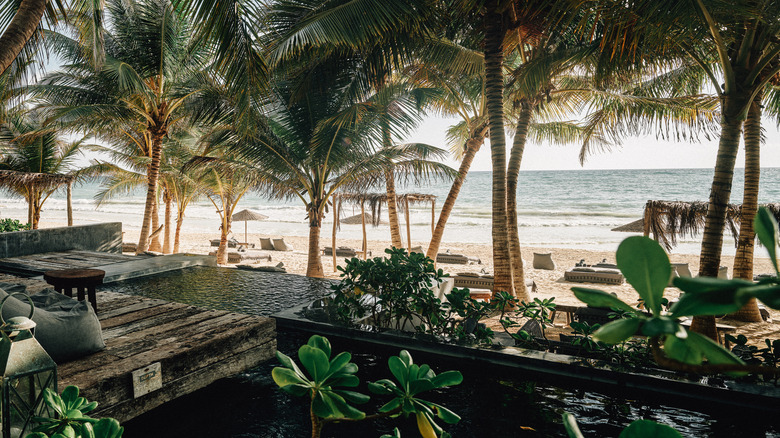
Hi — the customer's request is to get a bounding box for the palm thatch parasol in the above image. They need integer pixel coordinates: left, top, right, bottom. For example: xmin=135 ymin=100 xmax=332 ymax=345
xmin=611 ymin=218 xmax=645 ymax=233
xmin=640 ymin=200 xmax=780 ymax=251
xmin=231 ymin=209 xmax=268 ymax=244
xmin=341 ymin=212 xmax=386 ymax=225
xmin=331 ymin=192 xmax=436 ymax=269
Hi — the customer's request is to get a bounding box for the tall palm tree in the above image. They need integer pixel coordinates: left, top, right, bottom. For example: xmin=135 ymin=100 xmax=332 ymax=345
xmin=0 ymin=111 xmax=85 ymax=228
xmin=34 ymin=0 xmax=210 ymax=254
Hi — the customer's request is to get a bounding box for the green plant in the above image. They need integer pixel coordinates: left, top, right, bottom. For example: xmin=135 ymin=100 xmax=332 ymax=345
xmin=25 ymin=386 xmax=123 ymax=438
xmin=727 ymin=334 xmax=780 ymax=375
xmin=272 ymin=335 xmax=462 ymax=438
xmin=492 ymin=292 xmax=556 ymax=347
xmin=331 ymin=248 xmax=492 ymax=344
xmin=0 ymin=218 xmax=31 ymax=232
xmin=568 ymin=321 xmax=605 ymax=353
xmin=573 ymin=207 xmax=780 ymax=376
xmin=563 ymin=412 xmax=682 ymax=438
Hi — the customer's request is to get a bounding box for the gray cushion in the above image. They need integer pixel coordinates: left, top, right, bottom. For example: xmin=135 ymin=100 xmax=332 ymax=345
xmin=259 ymin=237 xmax=275 ymax=250
xmin=0 ymin=287 xmax=105 ymax=363
xmin=533 ymin=253 xmax=555 ymax=270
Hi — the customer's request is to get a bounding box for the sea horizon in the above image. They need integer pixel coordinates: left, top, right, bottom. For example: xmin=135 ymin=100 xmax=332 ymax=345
xmin=2 ymin=167 xmax=778 ymax=256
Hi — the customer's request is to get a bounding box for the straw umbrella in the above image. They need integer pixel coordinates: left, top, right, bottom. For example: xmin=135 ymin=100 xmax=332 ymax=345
xmin=231 ymin=209 xmax=268 ymax=244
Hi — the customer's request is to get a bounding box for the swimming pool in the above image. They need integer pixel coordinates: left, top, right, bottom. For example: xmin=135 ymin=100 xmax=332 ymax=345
xmin=102 ymin=268 xmax=779 ymax=437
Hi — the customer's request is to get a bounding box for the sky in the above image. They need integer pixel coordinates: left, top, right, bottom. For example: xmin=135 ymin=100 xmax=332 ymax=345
xmin=405 ymin=115 xmax=780 ymax=171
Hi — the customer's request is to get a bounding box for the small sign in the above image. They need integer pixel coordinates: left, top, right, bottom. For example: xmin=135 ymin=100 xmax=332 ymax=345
xmin=132 ymin=362 xmax=162 ymax=398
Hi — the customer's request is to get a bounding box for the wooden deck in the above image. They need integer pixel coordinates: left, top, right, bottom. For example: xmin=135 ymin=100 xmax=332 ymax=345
xmin=0 ymin=250 xmax=149 ymax=277
xmin=58 ymin=290 xmax=276 ymax=423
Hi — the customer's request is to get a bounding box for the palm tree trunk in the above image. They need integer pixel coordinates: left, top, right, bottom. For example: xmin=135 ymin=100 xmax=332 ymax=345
xmin=162 ymin=189 xmax=173 ymax=254
xmin=149 ymin=195 xmax=163 ymax=252
xmin=306 ymin=217 xmax=324 ymax=278
xmin=426 ymin=135 xmax=485 ymax=260
xmin=0 ymin=0 xmax=47 ymax=76
xmin=31 ymin=192 xmax=41 ymax=229
xmin=731 ymin=91 xmax=762 ymax=322
xmin=383 ymin=121 xmax=403 ymax=248
xmin=484 ymin=4 xmax=514 ymax=296
xmin=136 ymin=134 xmax=163 ymax=254
xmin=27 ymin=194 xmax=33 ymax=227
xmin=217 ymin=218 xmax=229 ymax=264
xmin=174 ymin=209 xmax=184 ymax=253
xmin=67 ymin=181 xmax=73 ymax=226
xmin=692 ymin=94 xmax=748 ymax=339
xmin=507 ymin=103 xmax=532 ymax=301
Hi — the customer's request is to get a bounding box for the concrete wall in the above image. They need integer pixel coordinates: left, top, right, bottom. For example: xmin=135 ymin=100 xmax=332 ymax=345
xmin=0 ymin=223 xmax=122 ymax=258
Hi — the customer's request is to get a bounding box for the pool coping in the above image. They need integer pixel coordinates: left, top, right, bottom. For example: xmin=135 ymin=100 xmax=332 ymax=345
xmin=274 ymin=303 xmax=780 ymax=413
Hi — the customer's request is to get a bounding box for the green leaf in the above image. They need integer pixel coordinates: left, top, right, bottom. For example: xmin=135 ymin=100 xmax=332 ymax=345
xmin=275 ymin=351 xmax=304 ymax=377
xmin=685 ymin=331 xmax=744 ymax=366
xmin=751 ymin=284 xmax=780 ymax=309
xmin=571 ymin=288 xmax=637 ymax=313
xmin=321 ymin=391 xmax=366 ymax=420
xmin=325 ymin=352 xmax=353 ymax=379
xmin=311 ymin=391 xmax=336 ymax=418
xmin=409 ymin=379 xmax=434 ymax=395
xmin=619 ymin=419 xmax=682 ymax=438
xmin=562 ymin=412 xmax=585 ymax=438
xmin=399 ymin=350 xmax=413 ymax=366
xmin=673 ymin=276 xmax=753 ymax=294
xmin=616 ymin=236 xmax=670 ymax=315
xmin=640 ymin=317 xmax=681 ymax=337
xmin=670 ymin=289 xmax=749 ymax=317
xmin=298 ymin=345 xmax=330 ymax=382
xmin=428 ymin=402 xmax=461 ymax=424
xmin=378 ymin=397 xmax=403 ymax=413
xmin=430 ymin=370 xmax=463 ymax=388
xmin=663 ymin=335 xmax=703 ymax=365
xmin=754 ymin=208 xmax=779 ymax=274
xmin=307 ymin=335 xmax=332 ymax=359
xmin=333 ymin=389 xmax=370 ymax=404
xmin=368 ymin=381 xmax=394 ymax=395
xmin=593 ymin=318 xmax=641 ymax=344
xmin=61 ymin=386 xmax=79 ymax=404
xmin=388 ymin=356 xmax=408 ymax=386
xmin=272 ymin=367 xmax=308 ymax=388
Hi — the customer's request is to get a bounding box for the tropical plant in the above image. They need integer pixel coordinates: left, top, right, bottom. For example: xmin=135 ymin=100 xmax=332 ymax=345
xmin=33 ymin=0 xmax=211 ymax=253
xmin=25 ymin=386 xmax=123 ymax=438
xmin=272 ymin=335 xmax=462 ymax=438
xmin=0 ymin=111 xmax=85 ymax=228
xmin=573 ymin=208 xmax=780 ymax=377
xmin=0 ymin=217 xmax=31 ymax=232
xmin=331 ymin=247 xmax=493 ymax=344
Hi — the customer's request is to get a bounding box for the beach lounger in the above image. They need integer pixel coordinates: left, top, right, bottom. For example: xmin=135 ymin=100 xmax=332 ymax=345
xmin=453 ymin=272 xmax=494 ymax=290
xmin=323 ymin=246 xmax=357 ymax=257
xmin=259 ymin=237 xmax=275 ymax=250
xmin=209 ymin=250 xmax=272 ymax=264
xmin=564 ymin=267 xmax=624 ymax=285
xmin=236 ymin=262 xmax=286 ymax=273
xmin=122 ymin=242 xmax=137 ymax=253
xmin=272 ymin=238 xmax=294 ymax=251
xmin=436 ymin=252 xmax=481 ymax=265
xmin=210 ymin=238 xmax=239 ymax=248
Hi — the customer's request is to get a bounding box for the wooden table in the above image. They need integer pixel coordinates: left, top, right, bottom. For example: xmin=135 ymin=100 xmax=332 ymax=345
xmin=550 ymin=304 xmax=581 ymax=325
xmin=43 ymin=268 xmax=105 ymax=312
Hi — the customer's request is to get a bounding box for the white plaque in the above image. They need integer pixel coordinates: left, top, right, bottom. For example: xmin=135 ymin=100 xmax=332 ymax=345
xmin=132 ymin=362 xmax=162 ymax=398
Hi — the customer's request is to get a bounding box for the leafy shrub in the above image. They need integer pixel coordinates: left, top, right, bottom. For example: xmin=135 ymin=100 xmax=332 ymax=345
xmin=25 ymin=386 xmax=123 ymax=438
xmin=0 ymin=218 xmax=31 ymax=232
xmin=330 ymin=248 xmax=493 ymax=344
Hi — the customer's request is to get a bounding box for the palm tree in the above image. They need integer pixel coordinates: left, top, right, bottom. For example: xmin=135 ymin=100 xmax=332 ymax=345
xmin=0 ymin=111 xmax=85 ymax=228
xmin=33 ymin=0 xmax=210 ymax=254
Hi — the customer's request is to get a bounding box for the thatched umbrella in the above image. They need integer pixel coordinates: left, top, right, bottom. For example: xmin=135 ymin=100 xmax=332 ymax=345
xmin=332 ymin=192 xmax=436 ymax=269
xmin=611 ymin=218 xmax=645 ymax=233
xmin=341 ymin=212 xmax=386 ymax=225
xmin=231 ymin=209 xmax=268 ymax=244
xmin=639 ymin=200 xmax=780 ymax=251
xmin=0 ymin=170 xmax=75 ymax=227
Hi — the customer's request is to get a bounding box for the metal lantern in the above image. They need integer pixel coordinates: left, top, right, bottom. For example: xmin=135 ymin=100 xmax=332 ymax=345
xmin=0 ymin=294 xmax=57 ymax=438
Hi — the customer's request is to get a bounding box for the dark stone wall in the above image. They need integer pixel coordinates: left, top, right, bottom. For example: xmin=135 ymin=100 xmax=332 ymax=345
xmin=0 ymin=223 xmax=122 ymax=258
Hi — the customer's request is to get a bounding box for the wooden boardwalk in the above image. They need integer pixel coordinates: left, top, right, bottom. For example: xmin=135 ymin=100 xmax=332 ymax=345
xmin=58 ymin=290 xmax=275 ymax=423
xmin=0 ymin=250 xmax=148 ymax=277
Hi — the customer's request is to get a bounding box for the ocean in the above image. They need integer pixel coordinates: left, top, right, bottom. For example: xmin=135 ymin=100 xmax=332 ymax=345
xmin=2 ymin=168 xmax=778 ymax=256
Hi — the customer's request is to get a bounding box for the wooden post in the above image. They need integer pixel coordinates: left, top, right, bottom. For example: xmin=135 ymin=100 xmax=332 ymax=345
xmin=332 ymin=195 xmax=338 ymax=272
xmin=67 ymin=181 xmax=73 ymax=226
xmin=361 ymin=202 xmax=367 ymax=260
xmin=643 ymin=201 xmax=651 ymax=238
xmin=405 ymin=197 xmax=411 ymax=251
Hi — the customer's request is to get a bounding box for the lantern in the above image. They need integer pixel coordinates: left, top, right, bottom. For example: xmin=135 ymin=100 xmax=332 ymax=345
xmin=0 ymin=294 xmax=57 ymax=438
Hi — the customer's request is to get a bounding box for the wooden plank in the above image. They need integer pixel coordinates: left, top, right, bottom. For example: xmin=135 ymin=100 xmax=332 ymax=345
xmin=97 ymin=298 xmax=170 ymax=320
xmin=94 ymin=341 xmax=276 ymax=423
xmin=101 ymin=304 xmax=202 ymax=338
xmin=100 ymin=301 xmax=189 ymax=331
xmin=61 ymin=318 xmax=275 ymax=410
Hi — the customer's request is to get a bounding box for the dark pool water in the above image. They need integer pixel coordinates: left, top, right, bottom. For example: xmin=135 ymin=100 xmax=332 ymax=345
xmin=103 ymin=268 xmax=779 ymax=437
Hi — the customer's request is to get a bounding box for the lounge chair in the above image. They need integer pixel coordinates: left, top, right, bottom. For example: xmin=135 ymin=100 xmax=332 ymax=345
xmin=323 ymin=246 xmax=358 ymax=257
xmin=122 ymin=242 xmax=138 ymax=253
xmin=209 ymin=250 xmax=272 ymax=264
xmin=564 ymin=267 xmax=624 ymax=285
xmin=271 ymin=238 xmax=294 ymax=251
xmin=236 ymin=262 xmax=286 ymax=273
xmin=436 ymin=252 xmax=481 ymax=265
xmin=259 ymin=237 xmax=275 ymax=250
xmin=210 ymin=237 xmax=239 ymax=248
xmin=453 ymin=272 xmax=494 ymax=290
